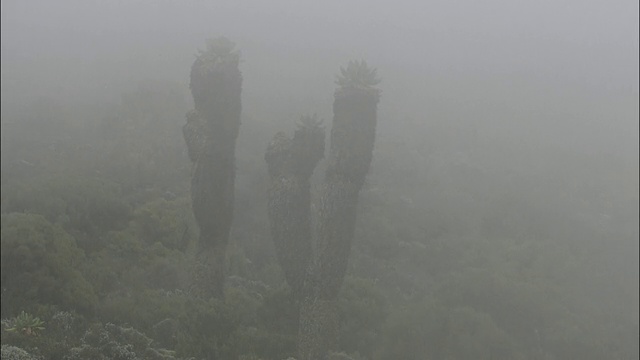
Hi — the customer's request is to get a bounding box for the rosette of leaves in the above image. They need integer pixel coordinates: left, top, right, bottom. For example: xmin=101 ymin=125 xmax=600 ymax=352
xmin=190 ymin=36 xmax=242 ymax=120
xmin=335 ymin=60 xmax=380 ymax=93
xmin=296 ymin=113 xmax=324 ymax=129
xmin=4 ymin=312 xmax=45 ymax=336
xmin=194 ymin=37 xmax=240 ymax=75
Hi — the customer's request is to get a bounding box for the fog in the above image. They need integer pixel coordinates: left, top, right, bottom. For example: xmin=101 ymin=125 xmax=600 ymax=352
xmin=3 ymin=0 xmax=638 ymax=148
xmin=1 ymin=0 xmax=638 ymax=359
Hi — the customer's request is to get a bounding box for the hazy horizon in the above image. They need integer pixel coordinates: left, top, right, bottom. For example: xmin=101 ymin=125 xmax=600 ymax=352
xmin=2 ymin=0 xmax=638 ymax=160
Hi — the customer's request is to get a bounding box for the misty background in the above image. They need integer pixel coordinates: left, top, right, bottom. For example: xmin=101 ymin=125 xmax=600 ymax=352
xmin=1 ymin=0 xmax=638 ymax=359
xmin=2 ymin=0 xmax=638 ymax=152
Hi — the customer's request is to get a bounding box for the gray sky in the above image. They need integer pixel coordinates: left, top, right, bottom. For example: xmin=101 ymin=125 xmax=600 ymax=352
xmin=2 ymin=0 xmax=638 ymax=158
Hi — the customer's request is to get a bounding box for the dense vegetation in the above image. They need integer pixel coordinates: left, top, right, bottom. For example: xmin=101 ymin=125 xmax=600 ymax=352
xmin=1 ymin=49 xmax=638 ymax=359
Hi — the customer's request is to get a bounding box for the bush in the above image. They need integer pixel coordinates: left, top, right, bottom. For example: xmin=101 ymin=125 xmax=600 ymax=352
xmin=2 ymin=176 xmax=131 ymax=246
xmin=1 ymin=345 xmax=43 ymax=360
xmin=337 ymin=277 xmax=389 ymax=358
xmin=374 ymin=299 xmax=521 ymax=360
xmin=65 ymin=322 xmax=181 ymax=360
xmin=130 ymin=198 xmax=194 ymax=252
xmin=1 ymin=311 xmax=88 ymax=360
xmin=1 ymin=213 xmax=97 ymax=317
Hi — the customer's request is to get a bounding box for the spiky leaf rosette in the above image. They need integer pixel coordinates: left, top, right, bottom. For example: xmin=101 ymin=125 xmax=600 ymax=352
xmin=4 ymin=311 xmax=45 ymax=336
xmin=335 ymin=60 xmax=381 ymax=98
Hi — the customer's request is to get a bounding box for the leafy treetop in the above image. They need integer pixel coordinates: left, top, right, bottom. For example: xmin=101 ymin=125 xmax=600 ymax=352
xmin=195 ymin=37 xmax=240 ymax=74
xmin=335 ymin=60 xmax=381 ymax=89
xmin=296 ymin=113 xmax=324 ymax=130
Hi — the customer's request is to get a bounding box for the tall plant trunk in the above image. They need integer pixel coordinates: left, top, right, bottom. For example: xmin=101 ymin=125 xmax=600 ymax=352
xmin=298 ymin=87 xmax=379 ymax=359
xmin=189 ymin=150 xmax=236 ymax=298
xmin=266 ymin=120 xmax=325 ymax=299
xmin=193 ymin=241 xmax=227 ymax=299
xmin=265 ymin=61 xmax=379 ymax=359
xmin=298 ymin=297 xmax=339 ymax=360
xmin=184 ymin=38 xmax=242 ymax=299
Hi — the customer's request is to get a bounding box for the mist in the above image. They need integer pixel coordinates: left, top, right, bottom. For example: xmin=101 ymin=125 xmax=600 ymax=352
xmin=1 ymin=1 xmax=638 ymax=359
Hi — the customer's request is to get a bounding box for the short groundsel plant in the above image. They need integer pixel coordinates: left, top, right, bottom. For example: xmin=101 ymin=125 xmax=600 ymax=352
xmin=3 ymin=311 xmax=45 ymax=336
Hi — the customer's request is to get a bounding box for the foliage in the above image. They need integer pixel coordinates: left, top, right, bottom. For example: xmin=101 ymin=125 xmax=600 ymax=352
xmin=65 ymin=322 xmax=180 ymax=360
xmin=2 ymin=176 xmax=131 ymax=242
xmin=1 ymin=311 xmax=87 ymax=360
xmin=328 ymin=352 xmax=367 ymax=360
xmin=335 ymin=60 xmax=380 ymax=89
xmin=257 ymin=287 xmax=298 ymax=335
xmin=3 ymin=312 xmax=45 ymax=336
xmin=85 ymin=227 xmax=192 ymax=299
xmin=373 ymin=300 xmax=521 ymax=360
xmin=0 ymin=213 xmax=98 ymax=317
xmin=295 ymin=113 xmax=324 ymax=130
xmin=195 ymin=37 xmax=240 ymax=74
xmin=337 ymin=278 xmax=388 ymax=357
xmin=131 ymin=198 xmax=194 ymax=252
xmin=0 ymin=345 xmax=43 ymax=360
xmin=48 ymin=311 xmax=89 ymax=342
xmin=98 ymin=287 xmax=275 ymax=359
xmin=95 ymin=82 xmax=191 ymax=194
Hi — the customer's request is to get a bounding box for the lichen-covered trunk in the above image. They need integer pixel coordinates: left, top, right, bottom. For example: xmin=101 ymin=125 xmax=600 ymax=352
xmin=184 ymin=38 xmax=242 ymax=299
xmin=298 ymin=88 xmax=379 ymax=359
xmin=192 ymin=239 xmax=227 ymax=299
xmin=266 ymin=125 xmax=325 ymax=299
xmin=305 ymin=180 xmax=359 ymax=299
xmin=266 ymin=173 xmax=314 ymax=297
xmin=189 ymin=147 xmax=236 ymax=298
xmin=298 ymin=297 xmax=339 ymax=360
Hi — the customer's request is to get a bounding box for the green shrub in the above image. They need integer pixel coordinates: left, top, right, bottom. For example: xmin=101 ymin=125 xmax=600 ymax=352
xmin=257 ymin=286 xmax=298 ymax=335
xmin=337 ymin=277 xmax=389 ymax=358
xmin=374 ymin=299 xmax=521 ymax=360
xmin=65 ymin=322 xmax=181 ymax=360
xmin=2 ymin=176 xmax=131 ymax=245
xmin=130 ymin=198 xmax=194 ymax=252
xmin=1 ymin=311 xmax=88 ymax=360
xmin=1 ymin=213 xmax=97 ymax=316
xmin=0 ymin=345 xmax=43 ymax=360
xmin=3 ymin=311 xmax=45 ymax=336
